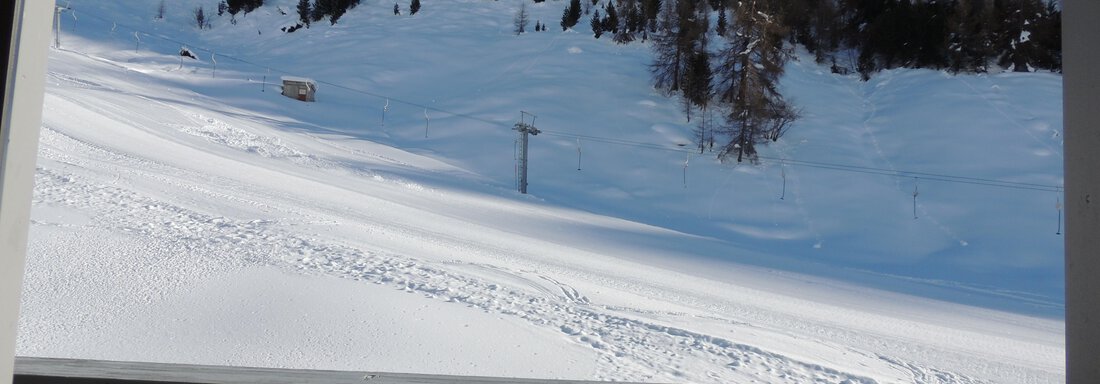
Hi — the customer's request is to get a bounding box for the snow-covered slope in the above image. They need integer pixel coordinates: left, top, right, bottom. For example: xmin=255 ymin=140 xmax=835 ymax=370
xmin=20 ymin=1 xmax=1064 ymax=383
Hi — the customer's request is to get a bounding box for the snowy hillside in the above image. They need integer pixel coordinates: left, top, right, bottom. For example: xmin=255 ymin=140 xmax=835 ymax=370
xmin=20 ymin=1 xmax=1064 ymax=383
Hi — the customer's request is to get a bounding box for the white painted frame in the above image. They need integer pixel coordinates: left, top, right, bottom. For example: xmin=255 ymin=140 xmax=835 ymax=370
xmin=0 ymin=1 xmax=1097 ymax=383
xmin=1 ymin=1 xmax=52 ymax=384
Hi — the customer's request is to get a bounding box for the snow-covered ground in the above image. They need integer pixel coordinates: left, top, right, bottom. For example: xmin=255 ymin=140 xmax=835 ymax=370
xmin=20 ymin=1 xmax=1064 ymax=383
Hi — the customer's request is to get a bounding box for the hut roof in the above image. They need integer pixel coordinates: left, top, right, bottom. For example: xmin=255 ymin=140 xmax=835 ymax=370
xmin=280 ymin=76 xmax=316 ymax=84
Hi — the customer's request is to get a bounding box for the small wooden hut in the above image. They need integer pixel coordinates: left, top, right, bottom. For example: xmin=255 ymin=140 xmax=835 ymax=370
xmin=280 ymin=76 xmax=316 ymax=102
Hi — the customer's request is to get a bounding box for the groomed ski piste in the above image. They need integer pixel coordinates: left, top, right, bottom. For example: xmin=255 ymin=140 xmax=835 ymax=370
xmin=20 ymin=1 xmax=1064 ymax=383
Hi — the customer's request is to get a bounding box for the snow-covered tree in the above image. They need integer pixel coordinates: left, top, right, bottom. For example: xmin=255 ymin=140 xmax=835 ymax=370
xmin=514 ymin=3 xmax=530 ymax=35
xmin=714 ymin=0 xmax=797 ymax=163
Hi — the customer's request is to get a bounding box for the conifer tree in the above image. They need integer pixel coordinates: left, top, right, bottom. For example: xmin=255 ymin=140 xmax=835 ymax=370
xmin=227 ymin=0 xmax=241 ymax=15
xmin=1030 ymin=0 xmax=1061 ymax=71
xmin=570 ymin=0 xmax=584 ymax=25
xmin=561 ymin=0 xmax=583 ymax=30
xmin=330 ymin=5 xmax=345 ymax=24
xmin=297 ymin=0 xmax=311 ymax=27
xmin=591 ymin=9 xmax=604 ymax=38
xmin=308 ymin=0 xmax=359 ymax=24
xmin=681 ymin=9 xmax=710 ymax=105
xmin=809 ymin=0 xmax=839 ymax=64
xmin=995 ymin=0 xmax=1052 ymax=72
xmin=311 ymin=0 xmax=331 ymax=21
xmin=613 ymin=20 xmax=636 ymax=43
xmin=514 ymin=3 xmax=530 ymax=35
xmin=227 ymin=0 xmax=263 ymax=16
xmin=946 ymin=0 xmax=985 ymax=73
xmin=642 ymin=0 xmax=661 ymax=23
xmin=603 ymin=1 xmax=619 ymax=33
xmin=649 ymin=0 xmax=683 ymax=94
xmin=410 ymin=0 xmax=420 ymax=15
xmin=714 ymin=0 xmax=797 ymax=163
xmin=623 ymin=0 xmax=643 ymax=33
xmin=716 ymin=7 xmax=726 ymax=36
xmin=194 ymin=6 xmax=207 ymax=29
xmin=681 ymin=43 xmax=711 ymax=121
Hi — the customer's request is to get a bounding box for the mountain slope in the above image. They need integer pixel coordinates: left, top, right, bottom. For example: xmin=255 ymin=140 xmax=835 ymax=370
xmin=20 ymin=1 xmax=1064 ymax=383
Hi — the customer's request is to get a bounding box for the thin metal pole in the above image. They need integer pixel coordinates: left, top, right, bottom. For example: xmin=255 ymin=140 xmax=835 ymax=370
xmin=780 ymin=167 xmax=786 ymax=200
xmin=53 ymin=7 xmax=62 ymax=48
xmin=514 ymin=139 xmax=518 ymax=190
xmin=576 ymin=138 xmax=582 ymax=171
xmin=912 ymin=178 xmax=919 ymax=219
xmin=1057 ymin=195 xmax=1063 ymax=235
xmin=683 ymin=154 xmax=689 ymax=188
xmin=381 ymin=99 xmax=389 ymax=129
xmin=519 ymin=125 xmax=529 ymax=193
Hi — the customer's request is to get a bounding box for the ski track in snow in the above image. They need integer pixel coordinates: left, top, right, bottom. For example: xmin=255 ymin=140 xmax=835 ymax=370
xmin=848 ymin=76 xmax=969 ymax=246
xmin=170 ymin=111 xmax=320 ymax=164
xmin=35 ymin=145 xmax=879 ymax=383
xmin=954 ymin=75 xmax=1063 ymax=158
xmin=771 ymin=142 xmax=825 ymax=249
xmin=458 ymin=28 xmax=565 ymax=102
xmin=44 ymin=107 xmax=1016 ymax=384
xmin=32 ymin=87 xmax=994 ymax=384
xmin=31 ymin=165 xmax=888 ymax=383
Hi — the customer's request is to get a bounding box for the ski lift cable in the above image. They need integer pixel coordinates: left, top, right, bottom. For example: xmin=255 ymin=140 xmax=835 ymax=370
xmin=758 ymin=155 xmax=1060 ymax=189
xmin=541 ymin=130 xmax=1062 ymax=192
